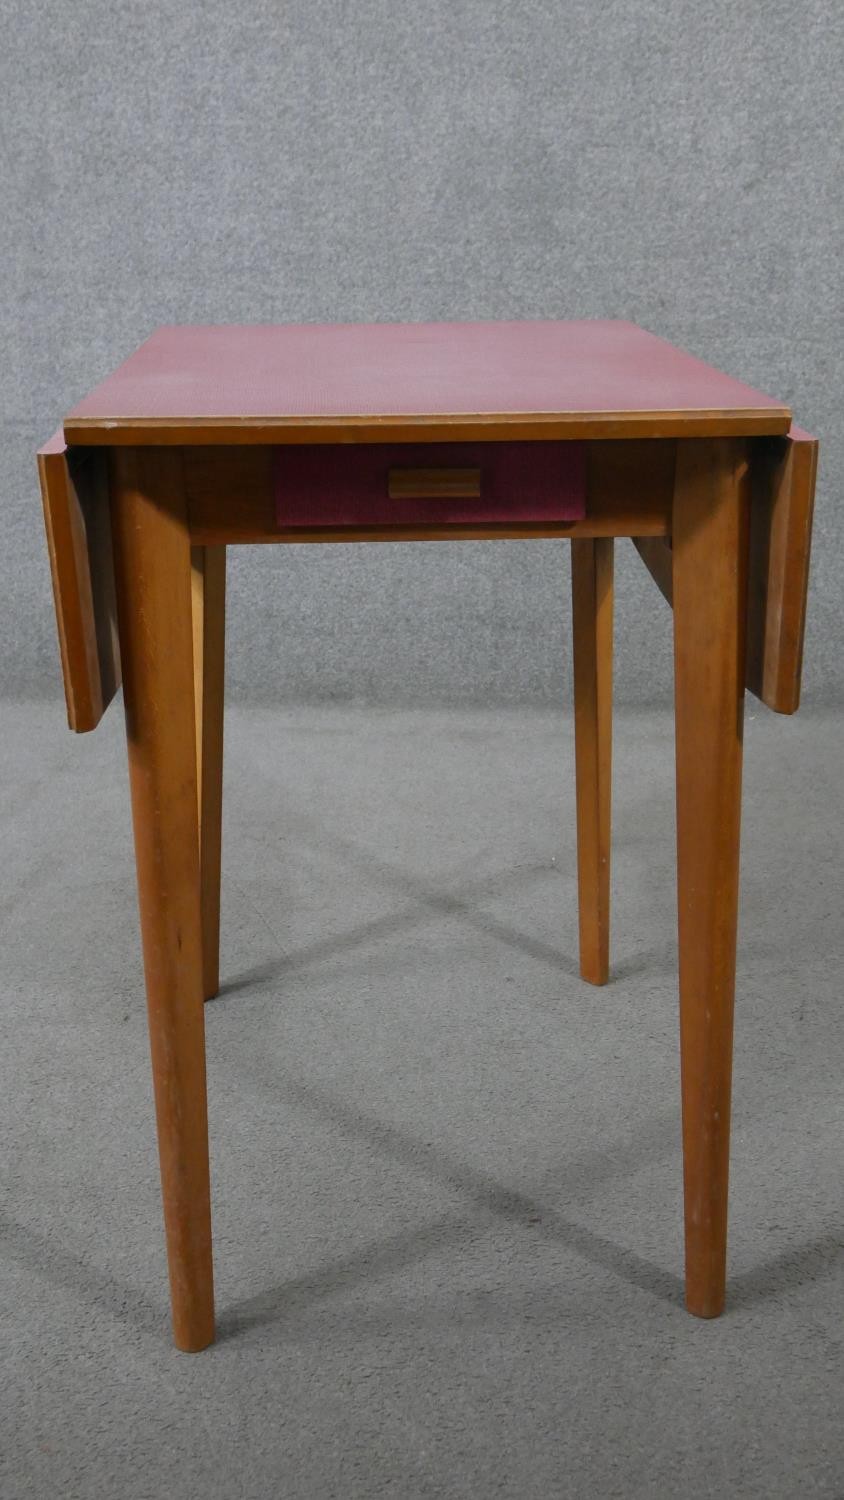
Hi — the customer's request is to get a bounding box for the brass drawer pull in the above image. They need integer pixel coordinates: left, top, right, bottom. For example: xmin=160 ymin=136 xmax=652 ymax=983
xmin=387 ymin=467 xmax=481 ymax=500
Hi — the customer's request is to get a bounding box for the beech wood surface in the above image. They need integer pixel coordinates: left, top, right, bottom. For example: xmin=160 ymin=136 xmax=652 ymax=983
xmin=184 ymin=439 xmax=675 ymax=543
xmin=191 ymin=546 xmax=226 ymax=1003
xmin=38 ymin=437 xmax=121 ymax=731
xmin=387 ymin=467 xmax=482 ymax=499
xmin=672 ymin=437 xmax=750 ymax=1318
xmin=633 ymin=427 xmax=816 ymax=714
xmin=632 ymin=535 xmax=673 ymax=607
xmin=571 ymin=538 xmax=614 ymax=985
xmin=110 ymin=446 xmax=215 ymax=1352
xmin=746 ymin=429 xmax=817 ymax=713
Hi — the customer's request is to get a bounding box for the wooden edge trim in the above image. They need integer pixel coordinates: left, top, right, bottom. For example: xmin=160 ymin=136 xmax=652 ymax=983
xmin=387 ymin=467 xmax=482 ymax=499
xmin=64 ymin=408 xmax=793 ymax=447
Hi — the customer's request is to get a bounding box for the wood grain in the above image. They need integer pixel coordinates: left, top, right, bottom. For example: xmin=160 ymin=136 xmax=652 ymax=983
xmin=387 ymin=468 xmax=481 ymax=499
xmin=672 ymin=437 xmax=750 ymax=1319
xmin=571 ymin=538 xmax=614 ymax=985
xmin=184 ymin=439 xmax=675 ymax=543
xmin=38 ymin=439 xmax=121 ymax=731
xmin=634 ymin=429 xmax=817 ymax=715
xmin=64 ymin=409 xmax=791 ymax=447
xmin=632 ymin=535 xmax=673 ymax=607
xmin=110 ymin=446 xmax=215 ymax=1352
xmin=191 ymin=546 xmax=226 ymax=1003
xmin=746 ymin=429 xmax=817 ymax=714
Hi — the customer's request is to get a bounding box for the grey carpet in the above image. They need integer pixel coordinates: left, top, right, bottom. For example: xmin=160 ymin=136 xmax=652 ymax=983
xmin=1 ymin=702 xmax=842 ymax=1498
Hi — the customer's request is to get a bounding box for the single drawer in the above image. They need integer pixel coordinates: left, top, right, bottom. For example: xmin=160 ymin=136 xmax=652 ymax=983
xmin=274 ymin=441 xmax=586 ymax=527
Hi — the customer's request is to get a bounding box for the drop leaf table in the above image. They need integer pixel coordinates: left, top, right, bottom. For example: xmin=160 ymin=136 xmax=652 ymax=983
xmin=38 ymin=320 xmax=817 ymax=1350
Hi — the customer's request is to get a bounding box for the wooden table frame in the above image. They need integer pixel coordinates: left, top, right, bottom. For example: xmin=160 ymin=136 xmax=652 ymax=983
xmin=39 ymin=426 xmax=816 ymax=1350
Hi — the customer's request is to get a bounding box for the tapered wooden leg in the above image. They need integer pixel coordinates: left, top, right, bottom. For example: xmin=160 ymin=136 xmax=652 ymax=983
xmin=191 ymin=545 xmax=226 ymax=1002
xmin=111 ymin=448 xmax=215 ymax=1352
xmin=571 ymin=538 xmax=614 ymax=985
xmin=673 ymin=438 xmax=750 ymax=1319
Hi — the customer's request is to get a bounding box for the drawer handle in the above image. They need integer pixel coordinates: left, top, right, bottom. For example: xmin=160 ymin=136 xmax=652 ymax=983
xmin=387 ymin=467 xmax=481 ymax=500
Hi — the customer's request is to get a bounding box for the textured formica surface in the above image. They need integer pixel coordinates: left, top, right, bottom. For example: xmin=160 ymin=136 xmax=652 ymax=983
xmin=63 ymin=320 xmax=790 ymax=432
xmin=2 ymin=702 xmax=842 ymax=1499
xmin=1 ymin=0 xmax=839 ymax=705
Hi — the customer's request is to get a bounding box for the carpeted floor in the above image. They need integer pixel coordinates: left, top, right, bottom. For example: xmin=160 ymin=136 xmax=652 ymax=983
xmin=1 ymin=701 xmax=842 ymax=1499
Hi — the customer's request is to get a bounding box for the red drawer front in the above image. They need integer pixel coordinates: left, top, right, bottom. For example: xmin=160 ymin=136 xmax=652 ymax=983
xmin=274 ymin=441 xmax=586 ymax=527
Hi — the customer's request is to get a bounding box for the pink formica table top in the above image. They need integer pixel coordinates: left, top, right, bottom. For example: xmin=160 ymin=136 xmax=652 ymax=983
xmin=62 ymin=320 xmax=792 ymax=445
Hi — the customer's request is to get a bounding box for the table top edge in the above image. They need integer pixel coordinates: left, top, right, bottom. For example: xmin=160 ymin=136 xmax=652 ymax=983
xmin=62 ymin=407 xmax=794 ymax=446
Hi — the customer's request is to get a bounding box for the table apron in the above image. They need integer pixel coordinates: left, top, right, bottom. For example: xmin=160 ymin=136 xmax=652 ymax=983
xmin=41 ymin=433 xmax=815 ymax=727
xmin=184 ymin=439 xmax=676 ymax=544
